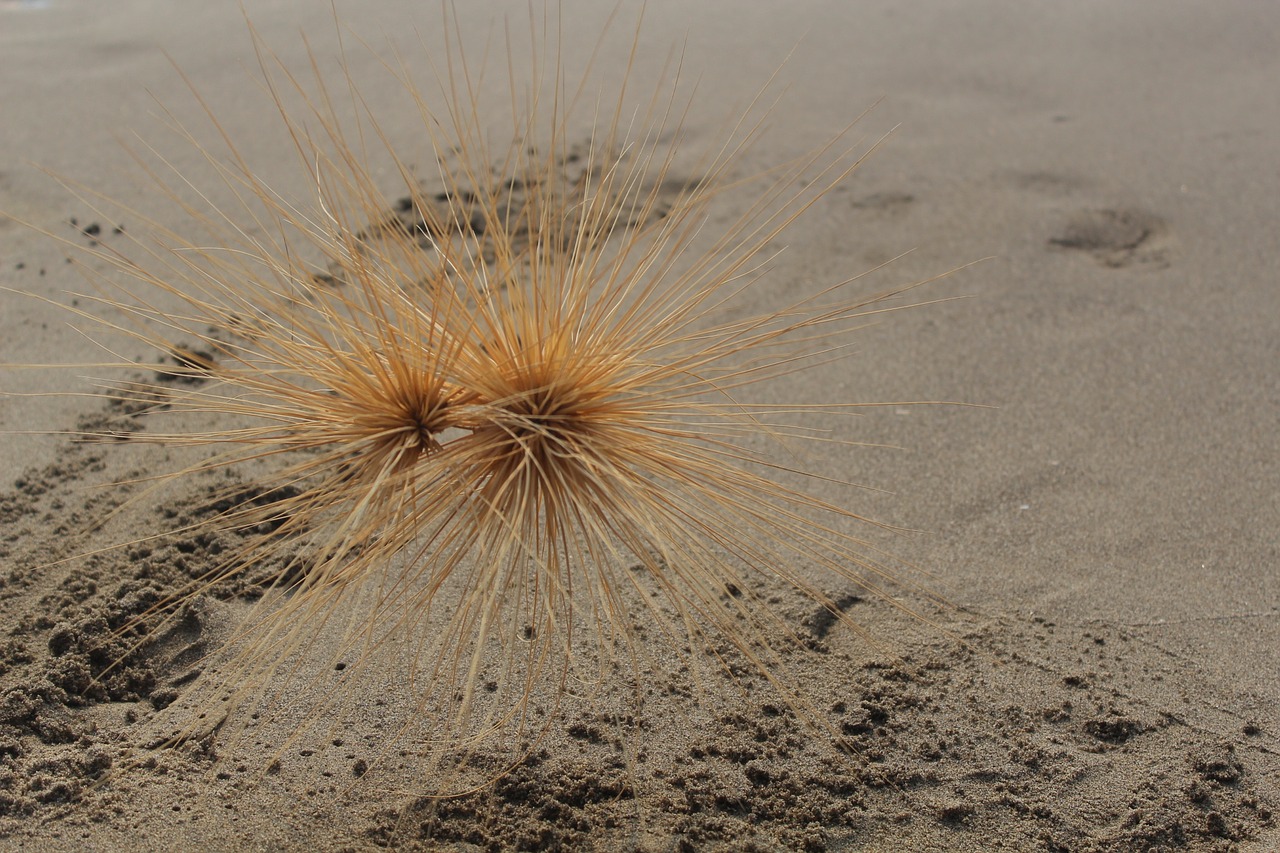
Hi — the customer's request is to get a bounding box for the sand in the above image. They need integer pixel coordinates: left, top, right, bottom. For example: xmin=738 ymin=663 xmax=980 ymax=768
xmin=1 ymin=1 xmax=1277 ymax=850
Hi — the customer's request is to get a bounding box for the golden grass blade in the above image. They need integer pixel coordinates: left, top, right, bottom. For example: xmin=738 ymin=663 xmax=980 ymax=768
xmin=5 ymin=6 xmax=970 ymax=798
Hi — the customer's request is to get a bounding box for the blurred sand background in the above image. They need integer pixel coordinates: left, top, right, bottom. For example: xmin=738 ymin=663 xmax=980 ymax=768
xmin=1 ymin=1 xmax=1277 ymax=850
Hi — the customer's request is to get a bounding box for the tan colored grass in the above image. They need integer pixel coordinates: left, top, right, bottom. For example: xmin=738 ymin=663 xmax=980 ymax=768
xmin=22 ymin=7 xmax=965 ymax=794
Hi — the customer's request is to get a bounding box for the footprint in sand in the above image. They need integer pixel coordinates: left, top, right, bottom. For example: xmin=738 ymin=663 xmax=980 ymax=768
xmin=850 ymin=190 xmax=915 ymax=215
xmin=1049 ymin=207 xmax=1169 ymax=269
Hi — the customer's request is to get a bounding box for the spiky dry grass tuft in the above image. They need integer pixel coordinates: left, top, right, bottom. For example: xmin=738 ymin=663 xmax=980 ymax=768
xmin=15 ymin=8 xmax=963 ymax=793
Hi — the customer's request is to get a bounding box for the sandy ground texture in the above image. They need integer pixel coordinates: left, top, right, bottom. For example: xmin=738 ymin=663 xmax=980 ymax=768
xmin=2 ymin=1 xmax=1278 ymax=850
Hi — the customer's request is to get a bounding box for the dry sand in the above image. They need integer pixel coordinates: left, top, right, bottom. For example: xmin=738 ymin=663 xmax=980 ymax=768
xmin=1 ymin=1 xmax=1277 ymax=850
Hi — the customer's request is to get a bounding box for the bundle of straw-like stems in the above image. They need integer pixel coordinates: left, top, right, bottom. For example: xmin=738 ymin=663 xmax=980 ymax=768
xmin=13 ymin=8 xmax=963 ymax=794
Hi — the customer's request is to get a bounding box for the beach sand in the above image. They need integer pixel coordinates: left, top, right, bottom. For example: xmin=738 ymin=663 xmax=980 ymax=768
xmin=1 ymin=1 xmax=1276 ymax=850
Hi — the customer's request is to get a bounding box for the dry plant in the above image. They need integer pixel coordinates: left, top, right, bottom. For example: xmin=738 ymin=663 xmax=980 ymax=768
xmin=14 ymin=7 xmax=963 ymax=794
